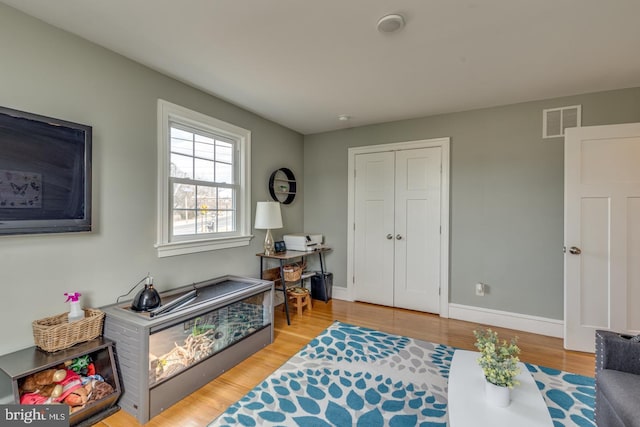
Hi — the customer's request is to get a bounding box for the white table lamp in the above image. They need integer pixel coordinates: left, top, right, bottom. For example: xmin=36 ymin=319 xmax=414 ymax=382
xmin=255 ymin=201 xmax=283 ymax=255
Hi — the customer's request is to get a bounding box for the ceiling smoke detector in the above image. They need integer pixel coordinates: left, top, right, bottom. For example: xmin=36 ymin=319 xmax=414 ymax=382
xmin=377 ymin=14 xmax=405 ymax=33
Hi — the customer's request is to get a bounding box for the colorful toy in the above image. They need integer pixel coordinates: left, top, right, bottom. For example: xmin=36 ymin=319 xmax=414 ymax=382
xmin=19 ymin=368 xmax=66 ymax=399
xmin=18 ymin=362 xmax=114 ymax=411
xmin=63 ymin=385 xmax=88 ymax=413
xmin=67 ymin=354 xmax=94 ymax=376
xmin=20 ymin=369 xmax=84 ymax=407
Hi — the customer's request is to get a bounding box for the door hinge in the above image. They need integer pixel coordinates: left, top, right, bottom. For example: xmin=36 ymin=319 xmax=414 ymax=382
xmin=353 ymin=222 xmax=356 ymax=231
xmin=352 ymin=276 xmax=355 ymax=284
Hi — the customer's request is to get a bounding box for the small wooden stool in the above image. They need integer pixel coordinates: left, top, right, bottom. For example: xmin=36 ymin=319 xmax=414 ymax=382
xmin=287 ymin=286 xmax=312 ymax=316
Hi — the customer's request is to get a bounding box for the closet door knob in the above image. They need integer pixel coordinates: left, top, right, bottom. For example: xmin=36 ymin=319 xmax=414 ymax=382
xmin=396 ymin=234 xmax=403 ymax=240
xmin=569 ymin=246 xmax=582 ymax=255
xmin=386 ymin=234 xmax=393 ymax=240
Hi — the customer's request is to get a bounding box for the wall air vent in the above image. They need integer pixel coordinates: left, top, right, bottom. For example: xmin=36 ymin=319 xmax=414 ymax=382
xmin=543 ymin=105 xmax=581 ymax=139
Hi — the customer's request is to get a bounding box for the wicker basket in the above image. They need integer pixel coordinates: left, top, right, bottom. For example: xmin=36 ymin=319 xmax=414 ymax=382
xmin=283 ymin=262 xmax=306 ymax=282
xmin=32 ymin=308 xmax=105 ymax=352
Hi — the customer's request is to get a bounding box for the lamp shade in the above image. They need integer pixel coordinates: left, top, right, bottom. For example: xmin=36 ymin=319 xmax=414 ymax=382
xmin=254 ymin=201 xmax=283 ymax=229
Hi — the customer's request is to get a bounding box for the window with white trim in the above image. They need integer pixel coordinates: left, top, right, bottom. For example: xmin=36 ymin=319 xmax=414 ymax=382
xmin=156 ymin=100 xmax=251 ymax=257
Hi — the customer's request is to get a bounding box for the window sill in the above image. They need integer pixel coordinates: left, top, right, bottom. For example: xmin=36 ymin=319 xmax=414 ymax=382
xmin=156 ymin=235 xmax=253 ymax=258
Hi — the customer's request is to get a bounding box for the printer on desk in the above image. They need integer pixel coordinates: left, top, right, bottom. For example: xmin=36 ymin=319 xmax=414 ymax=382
xmin=283 ymin=233 xmax=323 ymax=252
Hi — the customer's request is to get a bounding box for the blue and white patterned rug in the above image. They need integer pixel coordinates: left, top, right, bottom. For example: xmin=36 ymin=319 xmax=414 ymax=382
xmin=209 ymin=321 xmax=595 ymax=426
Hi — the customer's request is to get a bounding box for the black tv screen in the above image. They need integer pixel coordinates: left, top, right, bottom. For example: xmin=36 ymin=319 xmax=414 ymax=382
xmin=0 ymin=106 xmax=92 ymax=235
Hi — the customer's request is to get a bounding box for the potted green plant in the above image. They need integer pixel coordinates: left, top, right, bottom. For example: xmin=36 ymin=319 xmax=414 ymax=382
xmin=473 ymin=328 xmax=521 ymax=407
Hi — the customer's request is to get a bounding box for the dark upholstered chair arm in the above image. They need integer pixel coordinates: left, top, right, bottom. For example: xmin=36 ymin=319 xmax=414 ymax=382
xmin=596 ymin=330 xmax=640 ymax=376
xmin=596 ymin=370 xmax=640 ymax=427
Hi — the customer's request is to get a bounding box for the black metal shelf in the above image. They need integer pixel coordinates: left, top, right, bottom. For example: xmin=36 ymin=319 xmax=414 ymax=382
xmin=269 ymin=168 xmax=296 ymax=204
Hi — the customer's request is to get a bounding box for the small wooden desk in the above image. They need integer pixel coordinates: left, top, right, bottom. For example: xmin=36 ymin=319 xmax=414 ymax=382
xmin=257 ymin=247 xmax=331 ymax=325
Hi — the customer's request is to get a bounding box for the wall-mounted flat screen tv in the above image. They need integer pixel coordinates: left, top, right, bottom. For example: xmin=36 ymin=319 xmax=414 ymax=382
xmin=0 ymin=106 xmax=92 ymax=235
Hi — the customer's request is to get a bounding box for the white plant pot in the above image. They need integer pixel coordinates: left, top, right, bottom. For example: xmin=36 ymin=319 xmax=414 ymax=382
xmin=485 ymin=380 xmax=511 ymax=407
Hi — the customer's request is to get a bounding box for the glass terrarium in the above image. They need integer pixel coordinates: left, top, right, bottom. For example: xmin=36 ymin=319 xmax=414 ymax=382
xmin=148 ymin=290 xmax=270 ymax=386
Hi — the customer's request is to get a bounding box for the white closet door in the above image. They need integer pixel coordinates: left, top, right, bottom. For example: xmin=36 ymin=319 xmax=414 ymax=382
xmin=353 ymin=151 xmax=395 ymax=306
xmin=353 ymin=147 xmax=442 ymax=313
xmin=394 ymin=147 xmax=442 ymax=313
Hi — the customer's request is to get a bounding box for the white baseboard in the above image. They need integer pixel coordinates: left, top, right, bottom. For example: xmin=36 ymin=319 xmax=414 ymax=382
xmin=448 ymin=303 xmax=564 ymax=338
xmin=331 ymin=286 xmax=351 ymax=302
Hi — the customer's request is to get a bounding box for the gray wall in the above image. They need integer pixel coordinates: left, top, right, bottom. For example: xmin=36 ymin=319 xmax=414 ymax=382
xmin=0 ymin=4 xmax=303 ymax=355
xmin=304 ymin=87 xmax=640 ymax=320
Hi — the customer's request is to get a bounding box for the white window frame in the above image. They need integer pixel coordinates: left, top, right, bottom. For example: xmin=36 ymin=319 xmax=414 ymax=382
xmin=156 ymin=99 xmax=252 ymax=257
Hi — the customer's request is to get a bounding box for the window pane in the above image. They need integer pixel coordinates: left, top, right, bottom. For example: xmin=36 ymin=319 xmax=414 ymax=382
xmin=171 ymin=127 xmax=193 ymax=140
xmin=171 ymin=137 xmax=192 ymax=156
xmin=217 ymin=210 xmax=235 ymax=232
xmin=195 ymin=133 xmax=214 ymax=144
xmin=195 ymin=158 xmax=214 ymax=182
xmin=195 ymin=140 xmax=214 ymax=161
xmin=173 ymin=209 xmax=196 ymax=236
xmin=216 ymin=141 xmax=233 ymax=163
xmin=218 ymin=188 xmax=233 ymax=210
xmin=197 ymin=210 xmax=216 ymax=233
xmin=171 ymin=153 xmax=193 ymax=179
xmin=196 ymin=186 xmax=216 ymax=208
xmin=216 ymin=161 xmax=233 ymax=183
xmin=173 ymin=183 xmax=196 ymax=209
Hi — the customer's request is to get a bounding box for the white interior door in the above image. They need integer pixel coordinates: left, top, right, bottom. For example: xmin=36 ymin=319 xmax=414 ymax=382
xmin=564 ymin=123 xmax=640 ymax=352
xmin=394 ymin=147 xmax=442 ymax=312
xmin=353 ymin=151 xmax=395 ymax=306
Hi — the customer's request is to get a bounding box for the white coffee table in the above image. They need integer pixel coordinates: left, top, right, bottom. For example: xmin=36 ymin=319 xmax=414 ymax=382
xmin=448 ymin=350 xmax=553 ymax=427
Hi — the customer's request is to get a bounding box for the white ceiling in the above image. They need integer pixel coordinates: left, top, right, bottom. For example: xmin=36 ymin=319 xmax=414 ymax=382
xmin=3 ymin=0 xmax=640 ymax=135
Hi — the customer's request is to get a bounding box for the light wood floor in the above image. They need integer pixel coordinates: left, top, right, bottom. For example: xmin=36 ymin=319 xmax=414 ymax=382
xmin=98 ymin=299 xmax=595 ymax=427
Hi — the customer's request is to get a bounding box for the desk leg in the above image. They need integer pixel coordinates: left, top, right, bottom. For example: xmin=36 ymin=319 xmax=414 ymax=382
xmin=318 ymin=252 xmax=328 ymax=303
xmin=279 ymin=260 xmax=291 ymax=325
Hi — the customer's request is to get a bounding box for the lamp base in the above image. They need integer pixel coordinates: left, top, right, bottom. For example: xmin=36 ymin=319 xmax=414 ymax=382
xmin=264 ymin=229 xmax=275 ymax=256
